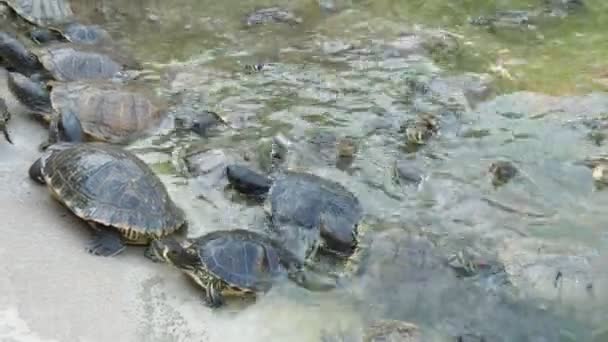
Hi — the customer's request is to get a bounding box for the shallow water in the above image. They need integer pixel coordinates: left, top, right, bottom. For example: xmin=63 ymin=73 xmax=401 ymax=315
xmin=2 ymin=0 xmax=608 ymax=341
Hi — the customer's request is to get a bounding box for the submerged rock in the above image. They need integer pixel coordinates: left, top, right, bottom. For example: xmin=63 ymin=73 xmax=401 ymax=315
xmin=244 ymin=7 xmax=302 ymax=27
xmin=497 ymin=237 xmax=595 ymax=305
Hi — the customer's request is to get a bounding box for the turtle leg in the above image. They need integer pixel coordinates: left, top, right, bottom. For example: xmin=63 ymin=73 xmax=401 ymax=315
xmin=39 ymin=115 xmax=60 ymax=151
xmin=28 ymin=158 xmax=45 ymax=184
xmin=143 ymin=244 xmax=164 ymax=263
xmin=203 ymin=281 xmax=225 ymax=308
xmin=58 ymin=109 xmax=84 ymax=143
xmin=86 ymin=227 xmax=126 ymax=257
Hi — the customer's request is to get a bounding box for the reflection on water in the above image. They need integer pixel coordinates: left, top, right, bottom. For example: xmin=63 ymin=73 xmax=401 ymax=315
xmin=35 ymin=0 xmax=608 ymax=340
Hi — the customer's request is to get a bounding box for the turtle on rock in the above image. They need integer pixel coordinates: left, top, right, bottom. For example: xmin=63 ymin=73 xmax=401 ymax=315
xmin=226 ymin=160 xmax=363 ymax=262
xmin=146 ymin=229 xmax=336 ymax=308
xmin=0 ymin=98 xmax=13 ymax=143
xmin=8 ymin=72 xmax=166 ymax=146
xmin=29 ymin=143 xmax=186 ymax=256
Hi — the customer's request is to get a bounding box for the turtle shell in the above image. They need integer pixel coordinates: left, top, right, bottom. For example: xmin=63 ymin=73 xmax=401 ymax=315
xmin=3 ymin=0 xmax=74 ymax=27
xmin=36 ymin=44 xmax=140 ymax=82
xmin=60 ymin=23 xmax=111 ymax=45
xmin=50 ymin=81 xmax=166 ymax=143
xmin=195 ymin=229 xmax=289 ymax=291
xmin=269 ymin=172 xmax=362 ymax=253
xmin=39 ymin=143 xmax=185 ymax=240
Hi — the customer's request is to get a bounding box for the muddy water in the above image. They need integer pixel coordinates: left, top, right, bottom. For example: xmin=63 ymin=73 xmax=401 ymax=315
xmin=2 ymin=0 xmax=608 ymax=341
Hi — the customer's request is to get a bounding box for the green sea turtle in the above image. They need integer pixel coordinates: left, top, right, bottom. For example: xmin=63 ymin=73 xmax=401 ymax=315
xmin=29 ymin=143 xmax=185 ymax=256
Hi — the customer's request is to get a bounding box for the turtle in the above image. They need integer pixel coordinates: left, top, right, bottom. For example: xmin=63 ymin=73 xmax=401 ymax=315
xmin=0 ymin=97 xmax=13 ymax=143
xmin=488 ymin=160 xmax=518 ymax=187
xmin=0 ymin=31 xmax=44 ymax=75
xmin=146 ymin=229 xmax=336 ymax=307
xmin=0 ymin=0 xmax=110 ymax=46
xmin=0 ymin=33 xmax=140 ymax=81
xmin=226 ymin=163 xmax=362 ymax=262
xmin=400 ymin=112 xmax=439 ymax=146
xmin=0 ymin=0 xmax=74 ymax=28
xmin=28 ymin=142 xmax=186 ymax=256
xmin=29 ymin=22 xmax=113 ymax=46
xmin=8 ymin=73 xmax=166 ymax=145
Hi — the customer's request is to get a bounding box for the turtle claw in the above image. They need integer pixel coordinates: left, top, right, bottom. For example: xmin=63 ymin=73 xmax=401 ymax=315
xmin=2 ymin=127 xmax=13 ymax=144
xmin=203 ymin=284 xmax=225 ymax=308
xmin=144 ymin=244 xmax=164 ymax=263
xmin=86 ymin=230 xmax=125 ymax=257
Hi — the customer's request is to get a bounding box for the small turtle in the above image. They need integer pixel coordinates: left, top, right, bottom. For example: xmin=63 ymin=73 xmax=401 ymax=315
xmin=0 ymin=98 xmax=13 ymax=143
xmin=226 ymin=164 xmax=362 ymax=262
xmin=146 ymin=229 xmax=333 ymax=307
xmin=489 ymin=160 xmax=518 ymax=187
xmin=8 ymin=74 xmax=166 ymax=145
xmin=244 ymin=7 xmax=303 ymax=27
xmin=29 ymin=143 xmax=185 ymax=256
xmin=400 ymin=113 xmax=439 ymax=146
xmin=581 ymin=157 xmax=608 ymax=186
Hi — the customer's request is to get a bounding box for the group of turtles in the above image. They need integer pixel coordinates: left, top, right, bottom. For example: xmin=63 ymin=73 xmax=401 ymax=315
xmin=0 ymin=0 xmax=364 ymax=308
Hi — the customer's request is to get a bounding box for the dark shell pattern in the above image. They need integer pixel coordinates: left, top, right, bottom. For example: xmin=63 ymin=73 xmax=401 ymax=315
xmin=197 ymin=230 xmax=287 ymax=291
xmin=269 ymin=172 xmax=362 ymax=250
xmin=40 ymin=143 xmax=185 ymax=237
xmin=4 ymin=0 xmax=74 ymax=27
xmin=50 ymin=81 xmax=164 ymax=143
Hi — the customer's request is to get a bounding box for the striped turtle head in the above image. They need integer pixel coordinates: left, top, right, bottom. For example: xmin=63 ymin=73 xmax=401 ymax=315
xmin=146 ymin=237 xmax=199 ymax=270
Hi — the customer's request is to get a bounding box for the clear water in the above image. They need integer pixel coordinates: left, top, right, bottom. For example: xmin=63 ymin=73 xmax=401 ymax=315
xmin=25 ymin=0 xmax=608 ymax=340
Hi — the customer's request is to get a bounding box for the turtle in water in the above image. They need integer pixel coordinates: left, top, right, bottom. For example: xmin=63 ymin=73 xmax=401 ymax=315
xmin=489 ymin=160 xmax=518 ymax=187
xmin=28 ymin=143 xmax=186 ymax=256
xmin=0 ymin=98 xmax=13 ymax=143
xmin=8 ymin=73 xmax=166 ymax=146
xmin=146 ymin=229 xmax=336 ymax=307
xmin=226 ymin=163 xmax=362 ymax=262
xmin=400 ymin=113 xmax=439 ymax=146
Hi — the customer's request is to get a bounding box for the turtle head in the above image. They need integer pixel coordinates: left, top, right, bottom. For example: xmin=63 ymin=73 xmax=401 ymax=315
xmin=146 ymin=238 xmax=199 ymax=270
xmin=28 ymin=158 xmax=45 ymax=184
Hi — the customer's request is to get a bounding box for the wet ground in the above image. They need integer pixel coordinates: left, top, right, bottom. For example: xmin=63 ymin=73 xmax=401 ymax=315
xmin=2 ymin=0 xmax=608 ymax=341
